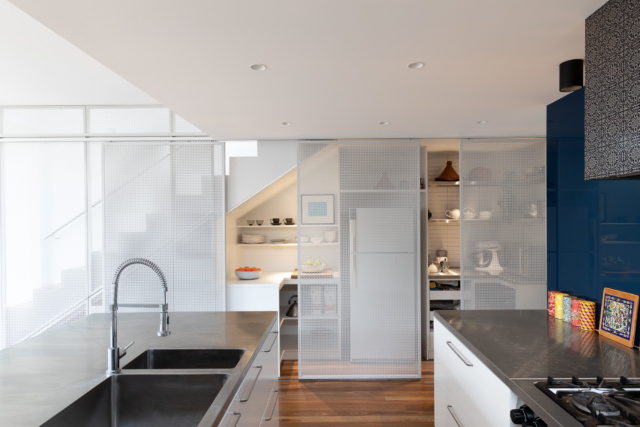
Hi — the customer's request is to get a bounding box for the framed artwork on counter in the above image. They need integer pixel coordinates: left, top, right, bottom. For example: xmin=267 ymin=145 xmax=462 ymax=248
xmin=599 ymin=287 xmax=640 ymax=348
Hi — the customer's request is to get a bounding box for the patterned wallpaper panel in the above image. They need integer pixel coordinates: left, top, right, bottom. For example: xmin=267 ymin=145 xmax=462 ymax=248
xmin=585 ymin=0 xmax=640 ymax=179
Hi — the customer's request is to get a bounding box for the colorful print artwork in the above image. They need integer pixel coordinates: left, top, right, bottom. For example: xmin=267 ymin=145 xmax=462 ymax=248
xmin=602 ymin=294 xmax=635 ymax=340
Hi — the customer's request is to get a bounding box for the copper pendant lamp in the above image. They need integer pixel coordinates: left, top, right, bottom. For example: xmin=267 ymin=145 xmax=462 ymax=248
xmin=435 ymin=161 xmax=460 ymax=181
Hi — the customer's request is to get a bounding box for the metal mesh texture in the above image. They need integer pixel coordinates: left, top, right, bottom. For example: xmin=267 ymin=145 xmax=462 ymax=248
xmin=460 ymin=139 xmax=546 ymax=310
xmin=297 ymin=140 xmax=421 ymax=379
xmin=1 ymin=141 xmax=89 ymax=346
xmin=89 ymin=107 xmax=171 ymax=134
xmin=1 ymin=107 xmax=84 ymax=134
xmin=103 ymin=142 xmax=225 ymax=313
xmin=0 ymin=106 xmax=205 ymax=136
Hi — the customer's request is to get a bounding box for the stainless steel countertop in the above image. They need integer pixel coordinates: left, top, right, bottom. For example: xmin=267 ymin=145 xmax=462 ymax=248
xmin=0 ymin=311 xmax=277 ymax=427
xmin=435 ymin=310 xmax=640 ymax=427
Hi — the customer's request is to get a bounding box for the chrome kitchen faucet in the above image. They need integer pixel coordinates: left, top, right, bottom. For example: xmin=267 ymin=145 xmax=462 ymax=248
xmin=107 ymin=258 xmax=170 ymax=375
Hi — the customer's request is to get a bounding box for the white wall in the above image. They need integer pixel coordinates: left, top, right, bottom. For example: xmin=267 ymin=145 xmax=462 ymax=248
xmin=0 ymin=0 xmax=156 ymax=105
xmin=226 ymin=140 xmax=297 ymax=212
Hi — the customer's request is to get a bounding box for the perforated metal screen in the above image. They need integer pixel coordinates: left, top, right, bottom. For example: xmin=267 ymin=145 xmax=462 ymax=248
xmin=103 ymin=142 xmax=225 ymax=313
xmin=460 ymin=139 xmax=546 ymax=310
xmin=297 ymin=140 xmax=421 ymax=379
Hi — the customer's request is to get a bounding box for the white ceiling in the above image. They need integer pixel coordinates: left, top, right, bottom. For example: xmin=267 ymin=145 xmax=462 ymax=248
xmin=0 ymin=0 xmax=156 ymax=105
xmin=8 ymin=0 xmax=605 ymax=139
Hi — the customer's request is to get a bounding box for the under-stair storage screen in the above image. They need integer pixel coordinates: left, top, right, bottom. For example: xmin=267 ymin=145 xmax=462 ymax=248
xmin=1 ymin=141 xmax=89 ymax=346
xmin=297 ymin=140 xmax=421 ymax=379
xmin=103 ymin=142 xmax=225 ymax=312
xmin=460 ymin=139 xmax=546 ymax=310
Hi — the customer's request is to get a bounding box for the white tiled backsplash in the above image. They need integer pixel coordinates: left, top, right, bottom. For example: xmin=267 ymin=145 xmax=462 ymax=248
xmin=428 ymin=223 xmax=460 ymax=267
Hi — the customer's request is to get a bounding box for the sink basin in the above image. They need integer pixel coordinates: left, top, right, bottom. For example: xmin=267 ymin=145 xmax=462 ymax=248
xmin=123 ymin=348 xmax=245 ymax=370
xmin=41 ymin=374 xmax=228 ymax=427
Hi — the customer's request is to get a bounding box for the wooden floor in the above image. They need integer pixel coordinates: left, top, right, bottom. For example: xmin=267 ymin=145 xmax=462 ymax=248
xmin=277 ymin=361 xmax=435 ymax=426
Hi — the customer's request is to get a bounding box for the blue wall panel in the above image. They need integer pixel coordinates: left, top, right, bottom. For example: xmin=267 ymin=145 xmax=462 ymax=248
xmin=548 ymin=89 xmax=640 ymax=340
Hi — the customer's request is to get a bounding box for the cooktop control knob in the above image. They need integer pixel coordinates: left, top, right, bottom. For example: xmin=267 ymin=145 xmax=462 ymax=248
xmin=510 ymin=405 xmax=537 ymax=425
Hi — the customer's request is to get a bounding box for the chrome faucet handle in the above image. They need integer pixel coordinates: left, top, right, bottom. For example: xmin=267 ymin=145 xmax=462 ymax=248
xmin=119 ymin=341 xmax=135 ymax=358
xmin=158 ymin=308 xmax=170 ymax=337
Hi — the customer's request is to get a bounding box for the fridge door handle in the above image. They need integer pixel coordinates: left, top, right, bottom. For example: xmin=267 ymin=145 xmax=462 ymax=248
xmin=350 ymin=210 xmax=357 ymax=288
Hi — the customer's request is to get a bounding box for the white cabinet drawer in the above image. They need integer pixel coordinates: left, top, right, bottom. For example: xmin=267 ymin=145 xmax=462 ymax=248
xmin=435 ymin=376 xmax=471 ymax=427
xmin=220 ymin=409 xmax=242 ymax=427
xmin=434 ymin=317 xmax=513 ymax=427
xmin=260 ymin=379 xmax=279 ymax=426
xmin=237 ymin=322 xmax=278 ymax=427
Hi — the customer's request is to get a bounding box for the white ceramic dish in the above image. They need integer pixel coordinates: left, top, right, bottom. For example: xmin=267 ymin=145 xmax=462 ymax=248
xmin=235 ymin=270 xmax=261 ymax=280
xmin=301 ymin=264 xmax=325 ymax=273
xmin=310 ymin=237 xmax=323 ymax=244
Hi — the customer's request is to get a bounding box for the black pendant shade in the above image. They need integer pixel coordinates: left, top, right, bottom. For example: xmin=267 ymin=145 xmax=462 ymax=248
xmin=559 ymin=59 xmax=584 ymax=92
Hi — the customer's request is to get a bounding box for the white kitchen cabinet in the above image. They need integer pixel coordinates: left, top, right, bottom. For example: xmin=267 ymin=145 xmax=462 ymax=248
xmin=435 ymin=376 xmax=471 ymax=427
xmin=226 ymin=272 xmax=285 ymax=311
xmin=434 ymin=317 xmax=518 ymax=426
xmin=220 ymin=320 xmax=279 ymax=427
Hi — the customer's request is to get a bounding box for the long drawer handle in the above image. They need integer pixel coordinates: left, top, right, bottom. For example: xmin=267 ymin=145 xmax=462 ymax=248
xmin=262 ymin=389 xmax=279 ymax=421
xmin=446 ymin=341 xmax=473 ymax=366
xmin=223 ymin=411 xmax=241 ymax=427
xmin=239 ymin=365 xmax=262 ymax=402
xmin=447 ymin=405 xmax=463 ymax=427
xmin=262 ymin=332 xmax=278 ymax=352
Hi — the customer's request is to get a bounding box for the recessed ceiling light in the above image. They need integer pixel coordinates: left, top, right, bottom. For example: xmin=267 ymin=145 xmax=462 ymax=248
xmin=408 ymin=62 xmax=424 ymax=69
xmin=477 ymin=120 xmax=488 ymax=124
xmin=282 ymin=122 xmax=291 ymax=126
xmin=250 ymin=64 xmax=267 ymax=71
xmin=380 ymin=121 xmax=390 ymax=125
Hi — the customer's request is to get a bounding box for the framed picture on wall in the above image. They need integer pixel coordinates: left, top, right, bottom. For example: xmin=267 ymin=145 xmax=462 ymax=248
xmin=301 ymin=194 xmax=335 ymax=225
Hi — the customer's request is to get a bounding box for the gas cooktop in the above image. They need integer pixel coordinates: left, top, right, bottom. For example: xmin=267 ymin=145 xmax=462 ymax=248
xmin=536 ymin=376 xmax=640 ymax=427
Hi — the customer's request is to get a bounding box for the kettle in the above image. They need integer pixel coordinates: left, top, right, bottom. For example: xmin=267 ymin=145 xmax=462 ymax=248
xmin=286 ymin=295 xmax=298 ymax=318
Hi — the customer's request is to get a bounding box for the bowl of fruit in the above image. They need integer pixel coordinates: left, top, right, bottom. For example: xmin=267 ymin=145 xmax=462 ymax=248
xmin=300 ymin=258 xmax=324 ymax=273
xmin=235 ymin=267 xmax=262 ymax=280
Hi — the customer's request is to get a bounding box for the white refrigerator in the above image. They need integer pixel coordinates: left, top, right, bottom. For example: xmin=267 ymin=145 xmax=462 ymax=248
xmin=349 ymin=207 xmax=418 ymax=361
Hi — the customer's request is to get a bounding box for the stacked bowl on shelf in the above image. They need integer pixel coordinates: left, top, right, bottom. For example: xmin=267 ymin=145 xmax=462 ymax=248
xmin=242 ymin=234 xmax=265 ymax=244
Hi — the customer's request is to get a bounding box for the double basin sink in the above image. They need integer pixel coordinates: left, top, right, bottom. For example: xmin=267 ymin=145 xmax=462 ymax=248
xmin=42 ymin=349 xmax=246 ymax=427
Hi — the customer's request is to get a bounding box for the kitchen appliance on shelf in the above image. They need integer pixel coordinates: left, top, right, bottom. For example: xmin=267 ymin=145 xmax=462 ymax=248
xmin=529 ymin=376 xmax=640 ymax=426
xmin=286 ymin=295 xmax=298 ymax=318
xmin=474 ymin=241 xmax=503 ymax=275
xmin=349 ymin=207 xmax=417 ymax=361
xmin=436 ymin=249 xmax=449 ymax=273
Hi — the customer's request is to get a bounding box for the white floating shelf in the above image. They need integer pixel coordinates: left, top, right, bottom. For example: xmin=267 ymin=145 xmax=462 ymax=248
xmin=430 ymin=291 xmax=461 ymax=300
xmin=428 ymin=182 xmax=459 ymax=187
xmin=429 ymin=219 xmax=460 ymax=223
xmin=237 ymin=243 xmax=297 ymax=247
xmin=236 ymin=225 xmax=297 ymax=228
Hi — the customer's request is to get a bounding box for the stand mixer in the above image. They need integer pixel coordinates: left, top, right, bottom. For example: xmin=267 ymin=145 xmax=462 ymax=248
xmin=474 ymin=241 xmax=503 ymax=276
xmin=436 ymin=249 xmax=449 ymax=273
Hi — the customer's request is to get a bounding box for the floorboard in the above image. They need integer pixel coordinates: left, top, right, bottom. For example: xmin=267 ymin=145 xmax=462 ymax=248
xmin=277 ymin=361 xmax=435 ymax=426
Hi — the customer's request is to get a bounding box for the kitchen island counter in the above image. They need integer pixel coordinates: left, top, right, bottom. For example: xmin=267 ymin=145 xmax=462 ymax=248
xmin=0 ymin=311 xmax=277 ymax=427
xmin=435 ymin=310 xmax=640 ymax=427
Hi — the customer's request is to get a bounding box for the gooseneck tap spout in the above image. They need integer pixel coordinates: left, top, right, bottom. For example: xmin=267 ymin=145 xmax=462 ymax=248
xmin=107 ymin=258 xmax=170 ymax=375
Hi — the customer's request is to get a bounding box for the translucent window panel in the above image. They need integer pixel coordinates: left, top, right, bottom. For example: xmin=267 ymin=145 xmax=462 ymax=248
xmin=460 ymin=139 xmax=547 ymax=310
xmin=88 ymin=107 xmax=171 ymax=134
xmin=2 ymin=142 xmax=87 ymax=346
xmin=297 ymin=140 xmax=421 ymax=380
xmin=1 ymin=107 xmax=84 ymax=134
xmin=174 ymin=114 xmax=203 ymax=133
xmin=103 ymin=142 xmax=224 ymax=313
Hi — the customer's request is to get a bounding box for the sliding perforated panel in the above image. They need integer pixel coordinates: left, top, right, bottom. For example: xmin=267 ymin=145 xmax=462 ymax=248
xmin=2 ymin=141 xmax=88 ymax=346
xmin=88 ymin=107 xmax=171 ymax=134
xmin=2 ymin=107 xmax=84 ymax=134
xmin=103 ymin=142 xmax=225 ymax=313
xmin=297 ymin=140 xmax=420 ymax=379
xmin=460 ymin=139 xmax=546 ymax=310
